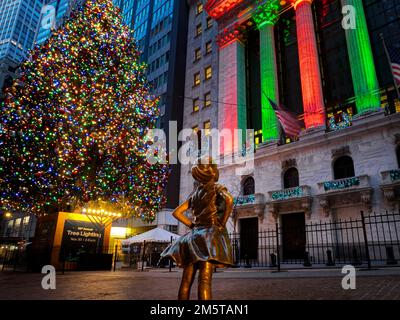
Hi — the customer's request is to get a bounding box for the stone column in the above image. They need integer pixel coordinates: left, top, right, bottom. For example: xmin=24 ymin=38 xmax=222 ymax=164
xmin=341 ymin=0 xmax=380 ymax=114
xmin=292 ymin=0 xmax=325 ymax=129
xmin=217 ymin=26 xmax=247 ymax=155
xmin=254 ymin=3 xmax=280 ymax=142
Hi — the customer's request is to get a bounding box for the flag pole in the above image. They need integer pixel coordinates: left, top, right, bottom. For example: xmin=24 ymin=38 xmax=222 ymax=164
xmin=380 ymin=33 xmax=400 ymax=99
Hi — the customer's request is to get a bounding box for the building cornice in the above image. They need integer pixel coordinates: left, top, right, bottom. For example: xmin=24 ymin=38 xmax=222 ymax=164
xmin=218 ymin=110 xmax=400 ymax=170
xmin=253 ymin=110 xmax=399 ymax=161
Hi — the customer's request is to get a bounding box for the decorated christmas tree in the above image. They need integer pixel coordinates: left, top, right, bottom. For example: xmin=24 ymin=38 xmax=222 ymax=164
xmin=0 ymin=0 xmax=169 ymax=222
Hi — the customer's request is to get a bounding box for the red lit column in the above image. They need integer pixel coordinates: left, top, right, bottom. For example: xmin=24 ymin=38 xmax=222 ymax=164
xmin=292 ymin=0 xmax=325 ymax=129
xmin=217 ymin=26 xmax=247 ymax=155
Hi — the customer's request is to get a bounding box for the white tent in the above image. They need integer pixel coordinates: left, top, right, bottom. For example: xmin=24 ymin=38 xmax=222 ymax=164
xmin=122 ymin=227 xmax=179 ymax=245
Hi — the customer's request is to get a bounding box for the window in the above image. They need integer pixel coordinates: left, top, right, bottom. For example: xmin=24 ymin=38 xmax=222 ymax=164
xmin=6 ymin=220 xmax=14 ymax=237
xmin=192 ymin=125 xmax=199 ymax=134
xmin=333 ymin=156 xmax=355 ymax=180
xmin=204 ymin=92 xmax=211 ymax=108
xmin=242 ymin=176 xmax=255 ymax=196
xmin=194 ymin=47 xmax=201 ymax=62
xmin=283 ymin=167 xmax=299 ymax=189
xmin=206 ymin=17 xmax=213 ymax=29
xmin=195 ymin=23 xmax=202 ymax=37
xmin=204 ymin=66 xmax=212 ymax=80
xmin=193 ymin=98 xmax=200 ymax=112
xmin=13 ymin=218 xmax=21 ymax=237
xmin=196 ymin=2 xmax=203 ymax=15
xmin=205 ymin=41 xmax=212 ymax=54
xmin=203 ymin=120 xmax=211 ymax=136
xmin=194 ymin=72 xmax=200 ymax=86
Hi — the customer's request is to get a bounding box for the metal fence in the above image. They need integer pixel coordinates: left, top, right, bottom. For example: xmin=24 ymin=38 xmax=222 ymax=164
xmin=0 ymin=241 xmax=173 ymax=272
xmin=230 ymin=211 xmax=400 ymax=269
xmin=2 ymin=211 xmax=399 ymax=272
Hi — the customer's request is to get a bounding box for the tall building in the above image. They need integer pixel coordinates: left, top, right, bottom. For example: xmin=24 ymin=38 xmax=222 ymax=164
xmin=35 ymin=0 xmax=78 ymax=45
xmin=0 ymin=0 xmax=82 ymax=95
xmin=114 ymin=0 xmax=189 ymax=213
xmin=0 ymin=0 xmax=43 ymax=92
xmin=177 ymin=0 xmax=219 ymax=234
xmin=180 ymin=0 xmax=400 ymax=262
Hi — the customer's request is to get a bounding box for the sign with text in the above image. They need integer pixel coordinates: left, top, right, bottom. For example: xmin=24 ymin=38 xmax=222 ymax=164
xmin=60 ymin=220 xmax=104 ymax=261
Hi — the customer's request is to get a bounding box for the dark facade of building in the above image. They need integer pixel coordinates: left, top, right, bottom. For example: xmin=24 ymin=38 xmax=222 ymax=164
xmin=114 ymin=0 xmax=189 ymax=209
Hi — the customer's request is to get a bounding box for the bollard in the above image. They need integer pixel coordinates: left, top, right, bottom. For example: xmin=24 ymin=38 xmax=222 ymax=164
xmin=326 ymin=249 xmax=335 ymax=266
xmin=386 ymin=246 xmax=398 ymax=265
xmin=303 ymin=251 xmax=312 ymax=267
xmin=270 ymin=253 xmax=277 ymax=268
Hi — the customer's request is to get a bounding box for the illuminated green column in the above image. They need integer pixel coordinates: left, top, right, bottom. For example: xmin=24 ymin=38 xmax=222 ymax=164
xmin=254 ymin=3 xmax=280 ymax=142
xmin=341 ymin=0 xmax=380 ymax=114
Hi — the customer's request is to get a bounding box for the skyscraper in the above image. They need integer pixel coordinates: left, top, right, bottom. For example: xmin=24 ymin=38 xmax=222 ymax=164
xmin=114 ymin=0 xmax=189 ymax=212
xmin=35 ymin=0 xmax=77 ymax=45
xmin=0 ymin=0 xmax=81 ymax=94
xmin=0 ymin=0 xmax=43 ymax=92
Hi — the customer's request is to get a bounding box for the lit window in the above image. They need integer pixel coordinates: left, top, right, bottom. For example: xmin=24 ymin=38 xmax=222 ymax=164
xmin=204 ymin=66 xmax=212 ymax=80
xmin=196 ymin=2 xmax=203 ymax=15
xmin=193 ymin=98 xmax=200 ymax=112
xmin=194 ymin=48 xmax=201 ymax=62
xmin=205 ymin=41 xmax=212 ymax=54
xmin=206 ymin=17 xmax=213 ymax=29
xmin=194 ymin=72 xmax=200 ymax=86
xmin=204 ymin=92 xmax=211 ymax=108
xmin=204 ymin=120 xmax=211 ymax=136
xmin=196 ymin=23 xmax=202 ymax=37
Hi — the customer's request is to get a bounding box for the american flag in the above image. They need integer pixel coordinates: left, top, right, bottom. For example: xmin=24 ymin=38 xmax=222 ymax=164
xmin=387 ymin=45 xmax=400 ymax=87
xmin=268 ymin=98 xmax=303 ymax=138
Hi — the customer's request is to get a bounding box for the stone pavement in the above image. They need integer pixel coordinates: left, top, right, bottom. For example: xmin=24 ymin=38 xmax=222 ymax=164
xmin=1 ymin=267 xmax=400 ymax=300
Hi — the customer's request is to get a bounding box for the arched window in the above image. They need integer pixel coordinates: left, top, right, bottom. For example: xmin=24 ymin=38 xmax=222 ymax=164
xmin=242 ymin=176 xmax=255 ymax=196
xmin=333 ymin=156 xmax=355 ymax=180
xmin=283 ymin=167 xmax=299 ymax=189
xmin=397 ymin=146 xmax=400 ymax=168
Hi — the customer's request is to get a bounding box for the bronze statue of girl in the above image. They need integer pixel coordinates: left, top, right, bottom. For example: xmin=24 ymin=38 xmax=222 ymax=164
xmin=160 ymin=157 xmax=234 ymax=300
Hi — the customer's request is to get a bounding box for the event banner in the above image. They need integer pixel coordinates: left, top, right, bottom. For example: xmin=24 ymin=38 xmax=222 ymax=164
xmin=60 ymin=220 xmax=104 ymax=260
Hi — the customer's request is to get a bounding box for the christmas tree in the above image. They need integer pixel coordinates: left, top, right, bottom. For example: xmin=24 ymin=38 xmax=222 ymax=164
xmin=0 ymin=0 xmax=169 ymax=222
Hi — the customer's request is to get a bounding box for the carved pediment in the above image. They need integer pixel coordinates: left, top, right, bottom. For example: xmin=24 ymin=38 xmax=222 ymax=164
xmin=331 ymin=146 xmax=350 ymax=158
xmin=282 ymin=159 xmax=297 ymax=170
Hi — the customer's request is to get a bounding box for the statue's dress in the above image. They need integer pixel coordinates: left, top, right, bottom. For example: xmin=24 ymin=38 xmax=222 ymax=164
xmin=160 ymin=183 xmax=233 ymax=268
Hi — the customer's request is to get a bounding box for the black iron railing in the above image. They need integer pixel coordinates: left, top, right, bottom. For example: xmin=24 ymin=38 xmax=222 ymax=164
xmin=2 ymin=211 xmax=399 ymax=272
xmin=229 ymin=211 xmax=400 ymax=269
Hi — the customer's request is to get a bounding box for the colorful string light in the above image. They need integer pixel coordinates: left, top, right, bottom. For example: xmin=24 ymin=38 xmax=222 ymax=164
xmin=0 ymin=0 xmax=169 ymax=222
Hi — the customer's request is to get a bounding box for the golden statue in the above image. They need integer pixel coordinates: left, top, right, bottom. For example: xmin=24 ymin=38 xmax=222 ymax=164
xmin=160 ymin=156 xmax=234 ymax=300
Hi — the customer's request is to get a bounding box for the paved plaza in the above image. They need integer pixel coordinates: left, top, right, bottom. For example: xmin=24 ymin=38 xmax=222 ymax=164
xmin=1 ymin=267 xmax=400 ymax=300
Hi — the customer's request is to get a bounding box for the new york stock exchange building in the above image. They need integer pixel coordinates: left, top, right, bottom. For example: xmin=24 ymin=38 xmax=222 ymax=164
xmin=179 ymin=0 xmax=400 ymax=268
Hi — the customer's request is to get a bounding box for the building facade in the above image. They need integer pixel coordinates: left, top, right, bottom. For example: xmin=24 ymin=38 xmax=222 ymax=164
xmin=178 ymin=0 xmax=219 ymax=234
xmin=114 ymin=0 xmax=188 ymax=213
xmin=179 ymin=0 xmax=400 ymax=262
xmin=0 ymin=0 xmax=44 ymax=93
xmin=0 ymin=0 xmax=82 ymax=95
xmin=35 ymin=0 xmax=79 ymax=45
